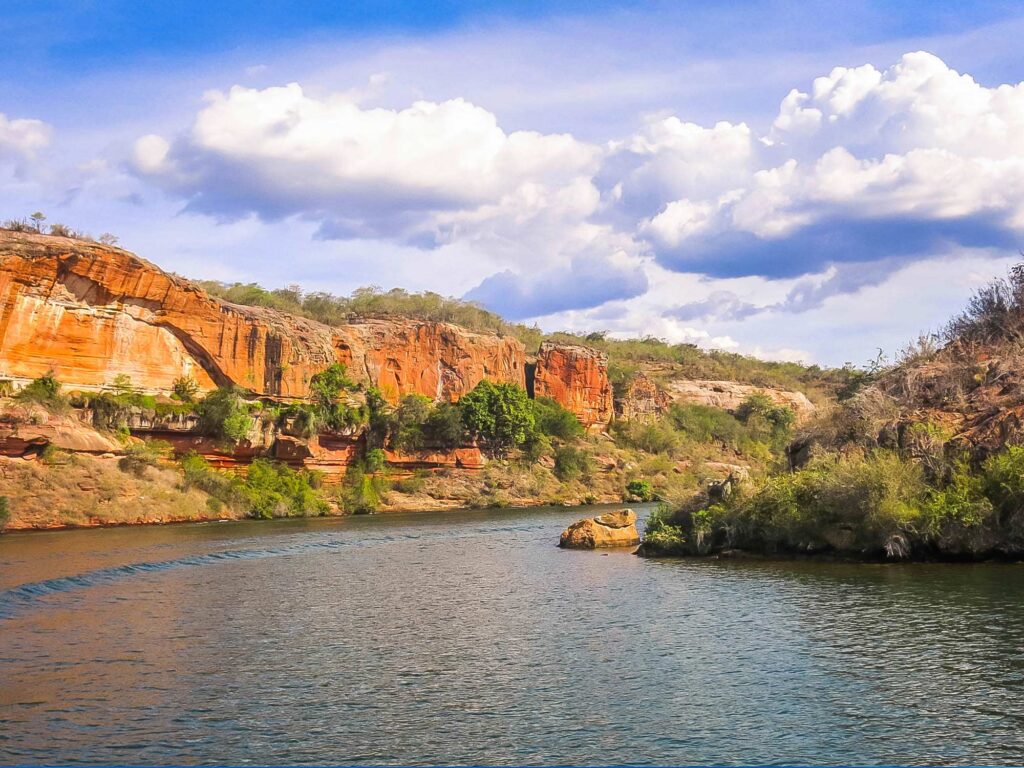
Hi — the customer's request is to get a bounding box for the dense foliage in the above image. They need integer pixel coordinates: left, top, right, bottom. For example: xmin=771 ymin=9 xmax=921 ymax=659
xmin=459 ymin=380 xmax=536 ymax=455
xmin=196 ymin=386 xmax=252 ymax=443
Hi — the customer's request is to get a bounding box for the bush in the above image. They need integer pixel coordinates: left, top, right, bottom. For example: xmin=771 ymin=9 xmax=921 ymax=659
xmin=641 ymin=504 xmax=687 ymax=554
xmin=553 ymin=445 xmax=593 ymax=482
xmin=118 ymin=440 xmax=171 ymax=477
xmin=171 ymin=375 xmax=199 ymax=402
xmin=340 ymin=462 xmax=388 ymax=514
xmin=667 ymin=403 xmax=747 ymax=448
xmin=610 ymin=419 xmax=680 ymax=455
xmin=532 ymin=397 xmax=584 ymax=440
xmin=626 ymin=479 xmax=654 ymax=502
xmin=179 ymin=452 xmax=243 ymax=506
xmin=459 ymin=380 xmax=536 ymax=455
xmin=197 ymin=386 xmax=251 ymax=443
xmin=0 ymin=496 xmax=9 ymax=530
xmin=392 ymin=470 xmax=428 ymax=494
xmin=16 ymin=371 xmax=67 ymax=410
xmin=241 ymin=458 xmax=328 ymax=519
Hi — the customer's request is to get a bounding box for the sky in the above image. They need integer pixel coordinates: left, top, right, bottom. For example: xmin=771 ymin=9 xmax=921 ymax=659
xmin=3 ymin=1 xmax=1024 ymax=367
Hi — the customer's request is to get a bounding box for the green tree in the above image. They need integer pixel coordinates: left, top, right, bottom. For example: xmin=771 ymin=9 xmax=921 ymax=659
xmin=309 ymin=363 xmax=355 ymax=408
xmin=29 ymin=211 xmax=45 ymax=233
xmin=423 ymin=402 xmax=467 ymax=448
xmin=197 ymin=386 xmax=251 ymax=443
xmin=391 ymin=394 xmax=431 ymax=452
xmin=458 ymin=380 xmax=536 ymax=455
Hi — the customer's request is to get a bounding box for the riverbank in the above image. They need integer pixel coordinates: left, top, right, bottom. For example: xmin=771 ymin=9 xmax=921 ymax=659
xmin=0 ymin=452 xmax=628 ymax=532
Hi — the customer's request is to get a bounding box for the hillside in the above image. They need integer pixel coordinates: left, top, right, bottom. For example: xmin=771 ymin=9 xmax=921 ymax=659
xmin=0 ymin=228 xmax=836 ymax=531
xmin=642 ymin=264 xmax=1024 ymax=561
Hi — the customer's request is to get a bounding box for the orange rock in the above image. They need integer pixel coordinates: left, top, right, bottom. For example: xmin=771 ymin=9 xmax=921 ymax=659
xmin=559 ymin=509 xmax=640 ymax=549
xmin=615 ymin=372 xmax=671 ymax=421
xmin=533 ymin=341 xmax=613 ymax=430
xmin=383 ymin=446 xmax=486 ymax=470
xmin=0 ymin=231 xmax=525 ymax=401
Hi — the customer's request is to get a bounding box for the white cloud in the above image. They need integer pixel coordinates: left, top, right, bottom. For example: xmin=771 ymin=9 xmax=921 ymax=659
xmin=0 ymin=112 xmax=52 ymax=162
xmin=638 ymin=52 xmax=1024 ymax=278
xmin=134 ymin=83 xmax=601 ymax=242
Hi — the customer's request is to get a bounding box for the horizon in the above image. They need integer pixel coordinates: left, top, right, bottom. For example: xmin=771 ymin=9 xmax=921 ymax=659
xmin=3 ymin=1 xmax=1024 ymax=366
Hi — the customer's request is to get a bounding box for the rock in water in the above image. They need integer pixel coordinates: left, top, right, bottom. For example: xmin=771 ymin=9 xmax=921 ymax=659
xmin=559 ymin=509 xmax=640 ymax=549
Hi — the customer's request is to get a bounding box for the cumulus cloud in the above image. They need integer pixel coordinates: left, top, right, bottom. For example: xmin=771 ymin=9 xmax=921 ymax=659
xmin=132 ymin=83 xmax=600 ymax=244
xmin=128 ymin=52 xmax=1024 ymax=329
xmin=636 ymin=52 xmax=1024 ymax=279
xmin=0 ymin=112 xmax=52 ymax=168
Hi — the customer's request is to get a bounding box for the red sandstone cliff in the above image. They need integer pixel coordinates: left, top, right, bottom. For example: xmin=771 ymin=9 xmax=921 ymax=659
xmin=532 ymin=341 xmax=613 ymax=429
xmin=0 ymin=231 xmax=524 ymax=402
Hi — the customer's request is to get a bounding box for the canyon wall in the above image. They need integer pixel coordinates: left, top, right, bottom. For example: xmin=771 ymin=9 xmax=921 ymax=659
xmin=532 ymin=341 xmax=613 ymax=430
xmin=0 ymin=231 xmax=524 ymax=402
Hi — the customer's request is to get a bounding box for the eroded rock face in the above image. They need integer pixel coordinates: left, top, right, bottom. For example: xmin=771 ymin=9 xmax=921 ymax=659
xmin=664 ymin=379 xmax=815 ymax=420
xmin=558 ymin=509 xmax=640 ymax=549
xmin=533 ymin=341 xmax=613 ymax=430
xmin=0 ymin=231 xmax=525 ymax=401
xmin=615 ymin=372 xmax=671 ymax=421
xmin=0 ymin=404 xmax=120 ymax=455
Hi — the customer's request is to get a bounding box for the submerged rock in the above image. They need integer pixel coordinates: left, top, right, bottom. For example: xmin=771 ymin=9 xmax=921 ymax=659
xmin=559 ymin=509 xmax=640 ymax=549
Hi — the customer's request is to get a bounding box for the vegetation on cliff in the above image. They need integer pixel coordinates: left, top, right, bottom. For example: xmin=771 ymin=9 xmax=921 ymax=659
xmin=643 ymin=264 xmax=1024 ymax=561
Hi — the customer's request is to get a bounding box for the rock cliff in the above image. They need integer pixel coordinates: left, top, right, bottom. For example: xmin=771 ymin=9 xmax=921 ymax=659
xmin=664 ymin=379 xmax=815 ymax=420
xmin=0 ymin=231 xmax=524 ymax=402
xmin=615 ymin=372 xmax=671 ymax=421
xmin=532 ymin=341 xmax=613 ymax=429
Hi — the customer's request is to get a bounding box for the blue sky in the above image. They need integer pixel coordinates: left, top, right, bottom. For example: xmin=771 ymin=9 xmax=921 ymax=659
xmin=3 ymin=1 xmax=1024 ymax=365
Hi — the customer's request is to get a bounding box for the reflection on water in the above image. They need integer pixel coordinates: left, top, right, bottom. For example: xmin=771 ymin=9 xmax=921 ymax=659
xmin=1 ymin=505 xmax=1023 ymax=765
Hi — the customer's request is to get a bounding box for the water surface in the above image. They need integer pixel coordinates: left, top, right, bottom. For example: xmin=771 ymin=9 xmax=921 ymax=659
xmin=1 ymin=505 xmax=1023 ymax=765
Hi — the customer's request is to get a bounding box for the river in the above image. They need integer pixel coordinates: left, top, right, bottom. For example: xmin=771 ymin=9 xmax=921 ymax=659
xmin=1 ymin=505 xmax=1023 ymax=765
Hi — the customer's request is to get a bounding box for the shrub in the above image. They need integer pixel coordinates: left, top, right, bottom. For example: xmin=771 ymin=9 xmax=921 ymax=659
xmin=520 ymin=432 xmax=552 ymax=464
xmin=241 ymin=458 xmax=328 ymax=519
xmin=982 ymin=445 xmax=1024 ymax=519
xmin=118 ymin=440 xmax=171 ymax=477
xmin=340 ymin=463 xmax=388 ymax=514
xmin=0 ymin=496 xmax=9 ymax=530
xmin=626 ymin=479 xmax=654 ymax=502
xmin=667 ymin=403 xmax=748 ymax=448
xmin=459 ymin=380 xmax=536 ymax=455
xmin=16 ymin=371 xmax=67 ymax=410
xmin=179 ymin=452 xmax=242 ymax=506
xmin=392 ymin=470 xmax=428 ymax=494
xmin=641 ymin=504 xmax=687 ymax=554
xmin=532 ymin=397 xmax=584 ymax=440
xmin=945 ymin=263 xmax=1024 ymax=345
xmin=610 ymin=419 xmax=680 ymax=455
xmin=171 ymin=375 xmax=199 ymax=402
xmin=553 ymin=445 xmax=593 ymax=482
xmin=196 ymin=386 xmax=251 ymax=443
xmin=736 ymin=394 xmax=795 ymax=448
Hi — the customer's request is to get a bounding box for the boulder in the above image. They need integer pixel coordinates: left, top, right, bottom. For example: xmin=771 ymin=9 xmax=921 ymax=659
xmin=558 ymin=509 xmax=640 ymax=549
